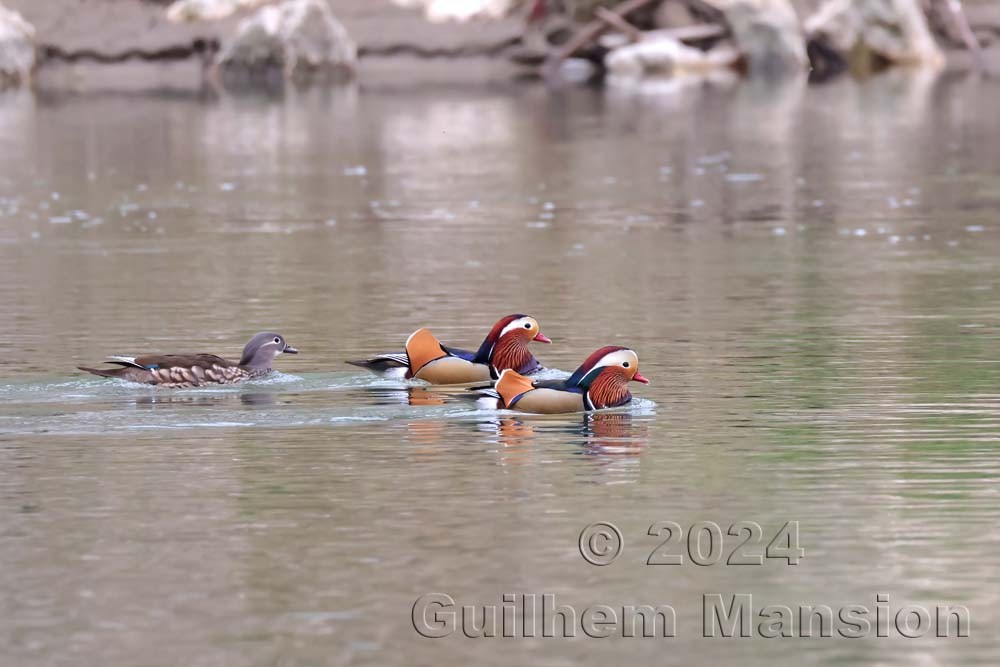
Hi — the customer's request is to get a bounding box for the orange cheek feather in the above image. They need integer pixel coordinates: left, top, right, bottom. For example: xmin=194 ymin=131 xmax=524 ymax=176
xmin=587 ymin=369 xmax=632 ymax=409
xmin=495 ymin=369 xmax=536 ymax=407
xmin=404 ymin=328 xmax=448 ymax=376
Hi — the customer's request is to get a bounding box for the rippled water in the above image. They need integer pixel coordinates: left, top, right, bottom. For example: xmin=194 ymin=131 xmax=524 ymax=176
xmin=2 ymin=72 xmax=1000 ymax=665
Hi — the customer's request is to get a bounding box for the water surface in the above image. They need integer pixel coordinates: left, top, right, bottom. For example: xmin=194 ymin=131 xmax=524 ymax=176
xmin=2 ymin=72 xmax=1000 ymax=665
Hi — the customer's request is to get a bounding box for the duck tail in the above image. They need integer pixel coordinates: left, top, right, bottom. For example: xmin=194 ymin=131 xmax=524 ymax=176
xmin=345 ymin=354 xmax=409 ymax=374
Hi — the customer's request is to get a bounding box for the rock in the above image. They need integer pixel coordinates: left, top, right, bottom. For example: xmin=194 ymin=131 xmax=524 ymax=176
xmin=166 ymin=0 xmax=270 ymax=23
xmin=606 ymin=63 xmax=739 ymax=94
xmin=0 ymin=3 xmax=34 ymax=87
xmin=508 ymin=13 xmax=572 ymax=67
xmin=714 ymin=0 xmax=807 ymax=74
xmin=556 ymin=56 xmax=598 ymax=82
xmin=982 ymin=41 xmax=1000 ymax=77
xmin=863 ymin=0 xmax=944 ymax=65
xmin=654 ymin=1 xmax=698 ymax=29
xmin=598 ymin=32 xmax=634 ymax=51
xmin=806 ymin=0 xmax=944 ymax=68
xmin=803 ymin=0 xmax=858 ymax=55
xmin=964 ymin=1 xmax=1000 ymax=37
xmin=604 ymin=33 xmax=739 ymax=77
xmin=218 ymin=0 xmax=357 ymax=80
xmin=391 ymin=0 xmax=516 ymax=23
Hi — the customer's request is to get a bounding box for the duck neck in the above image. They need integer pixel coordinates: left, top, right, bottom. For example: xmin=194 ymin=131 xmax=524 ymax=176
xmin=585 ymin=369 xmax=632 ymax=409
xmin=240 ymin=350 xmax=274 ymax=371
xmin=489 ymin=334 xmax=535 ymax=374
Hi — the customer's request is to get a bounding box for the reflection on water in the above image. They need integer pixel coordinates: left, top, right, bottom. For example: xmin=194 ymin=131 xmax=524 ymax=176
xmin=1 ymin=72 xmax=1000 ymax=665
xmin=478 ymin=411 xmax=650 ymax=459
xmin=132 ymin=391 xmax=281 ymax=408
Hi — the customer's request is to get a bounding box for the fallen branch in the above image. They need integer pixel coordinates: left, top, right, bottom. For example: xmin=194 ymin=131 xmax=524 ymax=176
xmin=545 ymin=0 xmax=660 ymax=69
xmin=595 ymin=7 xmax=643 ymax=42
xmin=659 ymin=23 xmax=726 ymax=42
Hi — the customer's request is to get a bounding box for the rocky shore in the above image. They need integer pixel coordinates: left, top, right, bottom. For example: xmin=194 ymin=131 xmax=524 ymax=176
xmin=1 ymin=0 xmax=998 ymax=90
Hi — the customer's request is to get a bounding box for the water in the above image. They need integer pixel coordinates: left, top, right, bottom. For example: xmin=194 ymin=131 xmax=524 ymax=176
xmin=2 ymin=71 xmax=1000 ymax=665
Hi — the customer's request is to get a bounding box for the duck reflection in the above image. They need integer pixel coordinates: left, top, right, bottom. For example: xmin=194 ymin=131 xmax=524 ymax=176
xmin=581 ymin=412 xmax=649 ymax=457
xmin=355 ymin=385 xmax=471 ymax=452
xmin=356 ymin=385 xmax=451 ymax=407
xmin=404 ymin=419 xmax=447 ymax=449
xmin=130 ymin=392 xmax=279 ymax=408
xmin=481 ymin=417 xmax=536 ymax=466
xmin=406 ymin=388 xmax=449 ymax=407
xmin=477 ymin=411 xmax=650 ymax=460
xmin=495 ymin=417 xmax=536 ymax=448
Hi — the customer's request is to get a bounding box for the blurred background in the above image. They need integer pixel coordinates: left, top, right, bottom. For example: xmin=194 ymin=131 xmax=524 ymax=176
xmin=2 ymin=0 xmax=999 ymax=90
xmin=1 ymin=1 xmax=1000 ymax=666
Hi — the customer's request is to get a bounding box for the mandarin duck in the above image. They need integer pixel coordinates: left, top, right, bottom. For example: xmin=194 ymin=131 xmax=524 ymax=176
xmin=347 ymin=314 xmax=550 ymax=384
xmin=482 ymin=346 xmax=648 ymax=414
xmin=78 ymin=332 xmax=298 ymax=387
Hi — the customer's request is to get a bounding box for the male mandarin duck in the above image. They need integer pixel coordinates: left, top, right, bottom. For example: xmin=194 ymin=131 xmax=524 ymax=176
xmin=78 ymin=332 xmax=298 ymax=387
xmin=347 ymin=314 xmax=551 ymax=384
xmin=485 ymin=346 xmax=649 ymax=414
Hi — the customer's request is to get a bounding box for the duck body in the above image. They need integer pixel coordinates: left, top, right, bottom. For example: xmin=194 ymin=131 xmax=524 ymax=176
xmin=347 ymin=314 xmax=550 ymax=385
xmin=487 ymin=346 xmax=649 ymax=414
xmin=78 ymin=332 xmax=298 ymax=388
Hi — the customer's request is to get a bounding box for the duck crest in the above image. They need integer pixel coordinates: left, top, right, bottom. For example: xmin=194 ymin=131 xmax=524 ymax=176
xmin=567 ymin=345 xmax=629 ymax=388
xmin=473 ymin=314 xmax=525 ymax=364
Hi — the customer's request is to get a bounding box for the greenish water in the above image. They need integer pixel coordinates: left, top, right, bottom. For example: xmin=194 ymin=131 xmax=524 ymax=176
xmin=1 ymin=72 xmax=999 ymax=665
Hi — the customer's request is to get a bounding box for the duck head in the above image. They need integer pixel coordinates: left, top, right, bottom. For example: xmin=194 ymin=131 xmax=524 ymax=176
xmin=567 ymin=346 xmax=648 ymax=409
xmin=475 ymin=314 xmax=551 ymax=376
xmin=239 ymin=332 xmax=299 ymax=369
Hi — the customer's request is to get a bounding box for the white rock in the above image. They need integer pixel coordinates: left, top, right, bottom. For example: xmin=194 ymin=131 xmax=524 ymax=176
xmin=714 ymin=0 xmax=808 ymax=74
xmin=806 ymin=0 xmax=943 ymax=66
xmin=604 ymin=33 xmax=738 ymax=77
xmin=557 ymin=57 xmax=597 ymax=83
xmin=0 ymin=3 xmax=35 ymax=87
xmin=392 ymin=0 xmax=515 ymax=23
xmin=863 ymin=0 xmax=943 ymax=66
xmin=166 ymin=0 xmax=270 ymax=23
xmin=803 ymin=0 xmax=859 ymax=54
xmin=218 ymin=0 xmax=357 ymax=78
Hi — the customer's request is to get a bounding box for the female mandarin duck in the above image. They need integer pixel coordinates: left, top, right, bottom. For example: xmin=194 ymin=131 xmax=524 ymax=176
xmin=78 ymin=332 xmax=298 ymax=387
xmin=347 ymin=314 xmax=551 ymax=384
xmin=487 ymin=346 xmax=649 ymax=414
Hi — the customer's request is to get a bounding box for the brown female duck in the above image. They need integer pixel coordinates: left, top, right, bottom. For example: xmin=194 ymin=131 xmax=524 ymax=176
xmin=78 ymin=332 xmax=298 ymax=387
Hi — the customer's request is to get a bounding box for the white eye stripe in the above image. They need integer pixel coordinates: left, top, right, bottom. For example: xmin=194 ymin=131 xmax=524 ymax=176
xmin=500 ymin=317 xmax=535 ymax=337
xmin=594 ymin=350 xmax=639 ymax=370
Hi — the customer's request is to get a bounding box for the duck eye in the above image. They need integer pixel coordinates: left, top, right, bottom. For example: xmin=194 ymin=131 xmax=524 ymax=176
xmin=523 ymin=323 xmax=531 ymax=329
xmin=623 ymin=362 xmax=630 ymax=368
xmin=273 ymin=337 xmax=281 ymax=344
